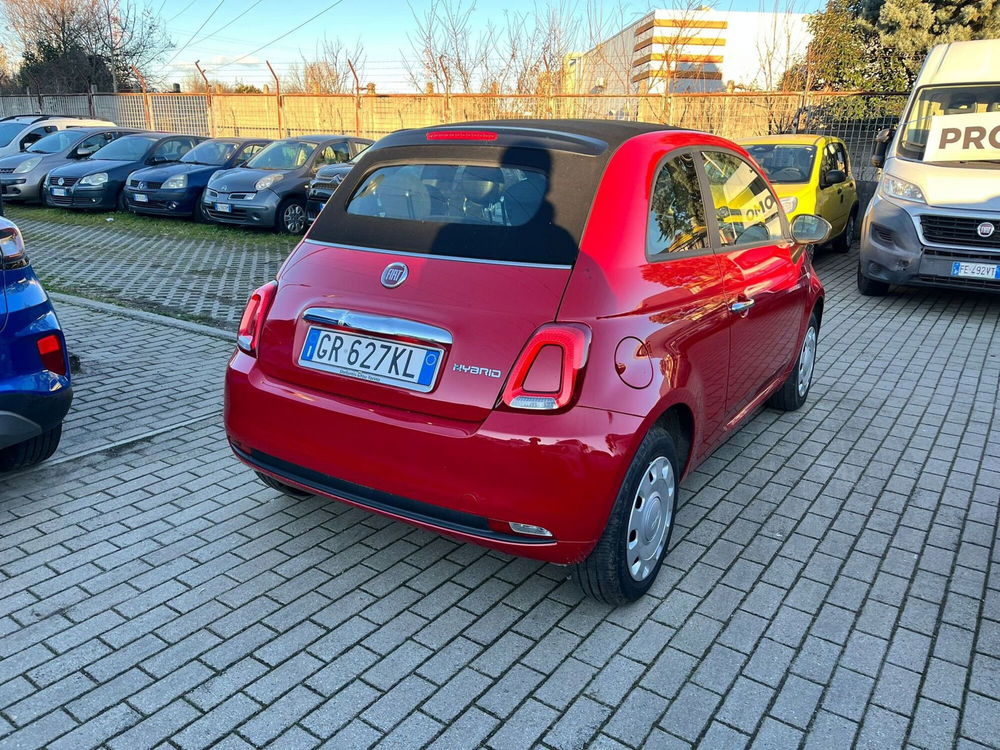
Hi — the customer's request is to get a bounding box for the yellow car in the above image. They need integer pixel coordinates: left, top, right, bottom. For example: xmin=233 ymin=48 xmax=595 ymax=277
xmin=740 ymin=134 xmax=858 ymax=252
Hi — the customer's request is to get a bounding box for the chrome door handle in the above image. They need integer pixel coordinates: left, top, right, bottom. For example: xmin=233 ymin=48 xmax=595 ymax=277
xmin=730 ymin=299 xmax=755 ymax=314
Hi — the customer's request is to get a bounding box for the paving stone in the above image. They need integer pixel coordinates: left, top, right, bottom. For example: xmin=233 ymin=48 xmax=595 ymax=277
xmin=2 ymin=247 xmax=996 ymax=749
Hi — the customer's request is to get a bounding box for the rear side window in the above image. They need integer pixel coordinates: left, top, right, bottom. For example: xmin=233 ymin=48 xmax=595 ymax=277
xmin=346 ymin=164 xmax=546 ymax=227
xmin=702 ymin=151 xmax=783 ymax=246
xmin=647 ymin=153 xmax=707 ymax=258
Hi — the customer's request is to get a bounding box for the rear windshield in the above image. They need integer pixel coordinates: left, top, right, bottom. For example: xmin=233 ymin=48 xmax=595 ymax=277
xmin=308 ymin=144 xmax=603 ymax=266
xmin=743 ymin=144 xmax=816 ymax=183
xmin=346 ymin=164 xmax=546 ymax=226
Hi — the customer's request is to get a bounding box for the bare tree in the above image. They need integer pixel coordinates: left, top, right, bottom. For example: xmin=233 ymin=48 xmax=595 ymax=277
xmin=405 ymin=0 xmax=490 ymax=94
xmin=90 ymin=0 xmax=173 ymax=91
xmin=754 ymin=0 xmax=808 ymax=132
xmin=285 ymin=37 xmax=366 ymax=94
xmin=486 ymin=2 xmax=578 ymax=96
xmin=0 ymin=0 xmax=171 ymax=93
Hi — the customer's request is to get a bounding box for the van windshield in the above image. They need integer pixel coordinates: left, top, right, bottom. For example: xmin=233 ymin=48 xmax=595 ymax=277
xmin=899 ymin=83 xmax=1000 ymax=161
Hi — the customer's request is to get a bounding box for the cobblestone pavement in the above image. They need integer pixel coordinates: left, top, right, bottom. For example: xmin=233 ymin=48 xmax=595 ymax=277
xmin=14 ymin=213 xmax=290 ymax=329
xmin=1 ymin=248 xmax=999 ymax=750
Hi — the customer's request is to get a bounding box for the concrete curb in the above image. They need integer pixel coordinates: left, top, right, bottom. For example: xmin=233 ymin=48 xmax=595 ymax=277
xmin=50 ymin=292 xmax=235 ymax=342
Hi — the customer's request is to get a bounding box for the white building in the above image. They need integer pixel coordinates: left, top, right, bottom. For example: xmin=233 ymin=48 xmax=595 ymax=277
xmin=565 ymin=7 xmax=811 ymax=94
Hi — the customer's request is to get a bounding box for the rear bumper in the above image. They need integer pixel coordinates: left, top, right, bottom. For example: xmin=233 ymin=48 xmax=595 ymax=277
xmin=0 ymin=387 xmax=72 ymax=451
xmin=225 ymin=352 xmax=643 ymax=564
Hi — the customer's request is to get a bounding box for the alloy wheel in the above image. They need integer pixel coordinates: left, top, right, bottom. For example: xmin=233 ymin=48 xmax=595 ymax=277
xmin=625 ymin=456 xmax=675 ymax=581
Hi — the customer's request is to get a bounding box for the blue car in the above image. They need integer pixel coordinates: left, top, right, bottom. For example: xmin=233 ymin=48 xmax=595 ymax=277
xmin=123 ymin=137 xmax=271 ymax=220
xmin=0 ymin=217 xmax=71 ymax=470
xmin=43 ymin=133 xmax=203 ymax=211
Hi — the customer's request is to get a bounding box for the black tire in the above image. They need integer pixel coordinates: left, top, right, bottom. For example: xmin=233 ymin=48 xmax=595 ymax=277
xmin=831 ymin=206 xmax=857 ymax=253
xmin=0 ymin=424 xmax=62 ymax=471
xmin=768 ymin=312 xmax=819 ymax=411
xmin=857 ymin=260 xmax=890 ymax=296
xmin=193 ymin=192 xmax=208 ymax=223
xmin=575 ymin=426 xmax=679 ymax=604
xmin=116 ymin=189 xmax=129 ymax=213
xmin=255 ymin=470 xmax=312 ymax=498
xmin=276 ymin=198 xmax=307 ymax=234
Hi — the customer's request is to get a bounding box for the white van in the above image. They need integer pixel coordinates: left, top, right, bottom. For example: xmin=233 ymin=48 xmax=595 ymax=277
xmin=859 ymin=40 xmax=1000 ymax=295
xmin=0 ymin=114 xmax=116 ymax=159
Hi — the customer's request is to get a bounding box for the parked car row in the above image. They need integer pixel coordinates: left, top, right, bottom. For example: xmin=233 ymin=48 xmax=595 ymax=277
xmin=0 ymin=123 xmax=372 ymax=234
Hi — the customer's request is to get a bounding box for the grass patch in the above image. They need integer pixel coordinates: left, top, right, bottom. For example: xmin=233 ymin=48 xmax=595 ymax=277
xmin=44 ymin=280 xmax=235 ymax=331
xmin=4 ymin=203 xmax=296 ymax=251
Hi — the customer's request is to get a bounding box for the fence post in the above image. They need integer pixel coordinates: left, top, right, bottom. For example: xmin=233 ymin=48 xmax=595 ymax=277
xmin=347 ymin=59 xmax=361 ymax=137
xmin=195 ymin=60 xmax=215 ymax=137
xmin=266 ymin=61 xmax=283 ymax=138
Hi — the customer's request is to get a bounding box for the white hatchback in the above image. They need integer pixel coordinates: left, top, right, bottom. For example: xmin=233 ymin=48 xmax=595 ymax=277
xmin=0 ymin=114 xmax=116 ymax=159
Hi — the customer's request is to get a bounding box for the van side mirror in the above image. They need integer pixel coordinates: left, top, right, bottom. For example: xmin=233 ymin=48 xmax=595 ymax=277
xmin=871 ymin=127 xmax=895 ymax=169
xmin=825 ymin=169 xmax=847 ymax=186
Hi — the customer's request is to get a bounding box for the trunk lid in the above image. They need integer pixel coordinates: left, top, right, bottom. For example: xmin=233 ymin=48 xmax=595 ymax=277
xmin=256 ymin=241 xmax=571 ymax=422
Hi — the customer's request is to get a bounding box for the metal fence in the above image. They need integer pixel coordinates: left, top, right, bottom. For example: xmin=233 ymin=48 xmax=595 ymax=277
xmin=0 ymin=90 xmax=905 ymax=186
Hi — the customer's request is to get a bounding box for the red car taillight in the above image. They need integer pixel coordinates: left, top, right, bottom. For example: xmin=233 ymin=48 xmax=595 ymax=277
xmin=501 ymin=324 xmax=591 ymax=411
xmin=237 ymin=280 xmax=278 ymax=356
xmin=37 ymin=334 xmax=67 ymax=376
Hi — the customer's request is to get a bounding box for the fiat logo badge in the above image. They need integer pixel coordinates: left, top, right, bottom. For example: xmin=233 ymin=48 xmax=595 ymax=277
xmin=977 ymin=221 xmax=995 ymax=238
xmin=380 ymin=262 xmax=408 ymax=288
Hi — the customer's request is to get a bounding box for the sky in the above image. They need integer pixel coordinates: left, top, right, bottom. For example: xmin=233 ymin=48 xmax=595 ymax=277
xmin=150 ymin=0 xmax=826 ymax=92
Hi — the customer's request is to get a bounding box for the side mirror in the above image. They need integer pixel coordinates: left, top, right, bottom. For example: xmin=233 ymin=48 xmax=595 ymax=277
xmin=149 ymin=155 xmax=169 ymax=165
xmin=871 ymin=126 xmax=895 ymax=169
xmin=791 ymin=214 xmax=832 ymax=245
xmin=74 ymin=148 xmax=97 ymax=159
xmin=825 ymin=169 xmax=847 ymax=186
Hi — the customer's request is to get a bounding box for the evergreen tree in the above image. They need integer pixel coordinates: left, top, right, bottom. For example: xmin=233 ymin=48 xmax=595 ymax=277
xmin=864 ymin=0 xmax=1000 ymax=82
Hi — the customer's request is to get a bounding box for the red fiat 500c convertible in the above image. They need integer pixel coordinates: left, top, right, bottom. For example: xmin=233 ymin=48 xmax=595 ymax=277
xmin=225 ymin=120 xmax=829 ymax=603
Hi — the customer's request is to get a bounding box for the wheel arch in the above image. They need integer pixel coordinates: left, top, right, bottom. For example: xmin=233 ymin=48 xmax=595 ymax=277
xmin=652 ymin=401 xmax=695 ymax=479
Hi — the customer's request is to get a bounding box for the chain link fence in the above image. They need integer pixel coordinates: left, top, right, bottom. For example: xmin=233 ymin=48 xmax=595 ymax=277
xmin=1 ymin=90 xmax=906 ymax=205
